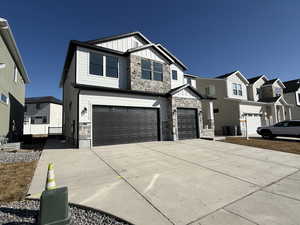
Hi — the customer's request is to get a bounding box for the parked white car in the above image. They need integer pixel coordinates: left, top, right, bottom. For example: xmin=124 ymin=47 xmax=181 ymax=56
xmin=257 ymin=120 xmax=300 ymax=139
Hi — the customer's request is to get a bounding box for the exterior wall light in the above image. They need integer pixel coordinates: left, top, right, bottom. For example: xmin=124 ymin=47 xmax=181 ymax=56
xmin=0 ymin=63 xmax=6 ymax=69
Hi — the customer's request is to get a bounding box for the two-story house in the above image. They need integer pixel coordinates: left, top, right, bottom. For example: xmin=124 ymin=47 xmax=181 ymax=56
xmin=0 ymin=17 xmax=30 ymax=143
xmin=60 ymin=32 xmax=215 ymax=148
xmin=283 ymin=79 xmax=300 ymax=120
xmin=23 ymin=96 xmax=63 ymax=136
xmin=197 ymin=71 xmax=292 ymax=136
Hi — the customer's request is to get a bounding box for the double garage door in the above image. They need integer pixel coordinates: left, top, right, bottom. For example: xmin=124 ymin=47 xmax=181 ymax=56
xmin=92 ymin=106 xmax=159 ymax=146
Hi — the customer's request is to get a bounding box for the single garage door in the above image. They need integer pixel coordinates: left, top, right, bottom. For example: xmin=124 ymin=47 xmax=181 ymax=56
xmin=246 ymin=114 xmax=262 ymax=135
xmin=177 ymin=108 xmax=198 ymax=140
xmin=92 ymin=106 xmax=159 ymax=146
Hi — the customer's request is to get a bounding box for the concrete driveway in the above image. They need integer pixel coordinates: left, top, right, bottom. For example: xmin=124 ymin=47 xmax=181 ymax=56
xmin=29 ymin=139 xmax=300 ymax=225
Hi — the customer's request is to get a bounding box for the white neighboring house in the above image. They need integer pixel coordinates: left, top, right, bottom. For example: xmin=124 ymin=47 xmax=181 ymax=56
xmin=23 ymin=96 xmax=63 ymax=136
xmin=60 ymin=32 xmax=215 ymax=148
xmin=283 ymin=79 xmax=300 ymax=120
xmin=196 ymin=71 xmax=293 ymax=136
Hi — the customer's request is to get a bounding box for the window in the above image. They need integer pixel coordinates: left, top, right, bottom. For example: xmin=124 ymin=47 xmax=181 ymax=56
xmin=24 ymin=105 xmax=27 ymax=112
xmin=36 ymin=103 xmax=41 ymax=110
xmin=298 ymin=93 xmax=300 ymax=102
xmin=14 ymin=66 xmax=18 ymax=83
xmin=186 ymin=77 xmax=192 ymax=85
xmin=0 ymin=93 xmax=8 ymax=104
xmin=233 ymin=83 xmax=242 ymax=96
xmin=153 ymin=62 xmax=163 ymax=81
xmin=256 ymin=88 xmax=261 ymax=95
xmin=106 ymin=56 xmax=119 ymax=78
xmin=288 ymin=121 xmax=300 ymax=127
xmin=141 ymin=59 xmax=152 ymax=80
xmin=275 ymin=88 xmax=281 ymax=97
xmin=172 ymin=70 xmax=178 ymax=80
xmin=213 ymin=108 xmax=219 ymax=113
xmin=31 ymin=116 xmax=47 ymax=124
xmin=205 ymin=85 xmax=216 ymax=96
xmin=89 ymin=52 xmax=103 ymax=76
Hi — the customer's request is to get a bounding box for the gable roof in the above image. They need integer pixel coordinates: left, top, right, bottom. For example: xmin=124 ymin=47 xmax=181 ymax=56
xmin=25 ymin=96 xmax=62 ymax=105
xmin=85 ymin=31 xmax=152 ymax=45
xmin=184 ymin=73 xmax=198 ymax=78
xmin=215 ymin=70 xmax=238 ymax=79
xmin=258 ymin=96 xmax=289 ymax=105
xmin=216 ymin=70 xmax=249 ymax=84
xmin=0 ymin=18 xmax=30 ymax=83
xmin=126 ymin=44 xmax=174 ymax=64
xmin=283 ymin=79 xmax=300 ymax=93
xmin=262 ymin=78 xmax=285 ymax=89
xmin=167 ymin=84 xmax=215 ymax=100
xmin=247 ymin=75 xmax=268 ymax=84
xmin=156 ymin=44 xmax=187 ymax=70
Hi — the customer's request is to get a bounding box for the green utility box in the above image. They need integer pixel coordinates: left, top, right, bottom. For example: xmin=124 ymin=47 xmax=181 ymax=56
xmin=39 ymin=186 xmax=71 ymax=225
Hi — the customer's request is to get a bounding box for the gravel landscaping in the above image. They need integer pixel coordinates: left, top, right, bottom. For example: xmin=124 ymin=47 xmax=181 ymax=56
xmin=0 ymin=151 xmax=41 ymax=163
xmin=0 ymin=199 xmax=132 ymax=225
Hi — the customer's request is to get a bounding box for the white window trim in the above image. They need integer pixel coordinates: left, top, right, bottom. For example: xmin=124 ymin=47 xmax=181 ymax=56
xmin=88 ymin=52 xmax=119 ymax=79
xmin=232 ymin=83 xmax=242 ymax=96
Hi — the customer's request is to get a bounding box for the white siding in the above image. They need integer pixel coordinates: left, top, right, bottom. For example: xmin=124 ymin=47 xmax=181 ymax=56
xmin=76 ymin=47 xmax=128 ymax=89
xmin=184 ymin=76 xmax=197 ymax=88
xmin=49 ymin=103 xmax=63 ymax=127
xmin=226 ymin=75 xmax=248 ymax=100
xmin=132 ymin=48 xmax=166 ymax=63
xmin=249 ymin=78 xmax=266 ymax=101
xmin=173 ymin=88 xmax=199 ymax=99
xmin=96 ymin=36 xmax=146 ymax=52
xmin=170 ymin=64 xmax=185 ymax=88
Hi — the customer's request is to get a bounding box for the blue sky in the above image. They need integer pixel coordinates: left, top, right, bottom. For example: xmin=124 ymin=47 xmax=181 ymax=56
xmin=3 ymin=0 xmax=300 ymax=99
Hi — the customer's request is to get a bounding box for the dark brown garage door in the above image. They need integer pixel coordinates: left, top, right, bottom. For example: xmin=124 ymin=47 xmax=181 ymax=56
xmin=92 ymin=106 xmax=159 ymax=146
xmin=177 ymin=108 xmax=198 ymax=140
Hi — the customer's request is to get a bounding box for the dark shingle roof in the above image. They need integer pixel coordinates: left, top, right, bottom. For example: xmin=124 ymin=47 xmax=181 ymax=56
xmin=258 ymin=96 xmax=281 ymax=103
xmin=262 ymin=79 xmax=277 ymax=86
xmin=283 ymin=79 xmax=300 ymax=93
xmin=215 ymin=71 xmax=238 ymax=79
xmin=247 ymin=75 xmax=265 ymax=84
xmin=25 ymin=96 xmax=62 ymax=105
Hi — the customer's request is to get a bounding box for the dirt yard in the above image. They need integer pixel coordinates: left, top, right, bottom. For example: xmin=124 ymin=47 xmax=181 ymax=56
xmin=223 ymin=137 xmax=300 ymax=155
xmin=0 ymin=160 xmax=38 ymax=203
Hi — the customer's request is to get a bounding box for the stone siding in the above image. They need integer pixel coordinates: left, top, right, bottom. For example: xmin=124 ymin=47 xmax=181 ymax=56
xmin=129 ymin=55 xmax=171 ymax=94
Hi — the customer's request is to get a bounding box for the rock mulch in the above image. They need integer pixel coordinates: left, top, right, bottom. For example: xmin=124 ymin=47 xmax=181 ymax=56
xmin=0 ymin=199 xmax=132 ymax=225
xmin=0 ymin=151 xmax=40 ymax=163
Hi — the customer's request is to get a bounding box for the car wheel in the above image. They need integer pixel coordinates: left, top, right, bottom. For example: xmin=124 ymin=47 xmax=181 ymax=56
xmin=261 ymin=130 xmax=274 ymax=139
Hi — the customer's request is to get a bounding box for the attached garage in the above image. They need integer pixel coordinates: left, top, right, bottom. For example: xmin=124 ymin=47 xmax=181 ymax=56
xmin=92 ymin=105 xmax=159 ymax=146
xmin=245 ymin=114 xmax=262 ymax=135
xmin=177 ymin=108 xmax=198 ymax=140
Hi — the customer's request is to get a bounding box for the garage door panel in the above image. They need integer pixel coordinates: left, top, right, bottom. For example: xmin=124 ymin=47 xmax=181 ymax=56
xmin=177 ymin=108 xmax=198 ymax=140
xmin=92 ymin=105 xmax=159 ymax=146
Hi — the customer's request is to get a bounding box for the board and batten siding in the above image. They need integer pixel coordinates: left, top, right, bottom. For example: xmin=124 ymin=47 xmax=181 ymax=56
xmin=184 ymin=77 xmax=197 ymax=88
xmin=131 ymin=48 xmax=166 ymax=63
xmin=78 ymin=90 xmax=168 ymax=147
xmin=76 ymin=47 xmax=128 ymax=89
xmin=96 ymin=35 xmax=146 ymax=52
xmin=49 ymin=103 xmax=63 ymax=128
xmin=173 ymin=88 xmax=199 ymax=99
xmin=170 ymin=64 xmax=185 ymax=89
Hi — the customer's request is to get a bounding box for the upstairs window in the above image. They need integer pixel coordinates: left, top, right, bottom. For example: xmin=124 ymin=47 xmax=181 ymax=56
xmin=106 ymin=56 xmax=119 ymax=78
xmin=186 ymin=77 xmax=192 ymax=85
xmin=153 ymin=62 xmax=163 ymax=81
xmin=31 ymin=116 xmax=47 ymax=124
xmin=172 ymin=70 xmax=178 ymax=80
xmin=36 ymin=103 xmax=41 ymax=110
xmin=0 ymin=93 xmax=8 ymax=104
xmin=256 ymin=88 xmax=261 ymax=95
xmin=205 ymin=85 xmax=216 ymax=96
xmin=89 ymin=52 xmax=103 ymax=76
xmin=233 ymin=83 xmax=242 ymax=96
xmin=141 ymin=59 xmax=152 ymax=80
xmin=275 ymin=87 xmax=282 ymax=97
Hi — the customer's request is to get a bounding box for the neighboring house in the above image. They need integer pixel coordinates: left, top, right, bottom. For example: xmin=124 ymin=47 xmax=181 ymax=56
xmin=23 ymin=96 xmax=63 ymax=136
xmin=196 ymin=71 xmax=292 ymax=136
xmin=283 ymin=79 xmax=300 ymax=120
xmin=0 ymin=18 xmax=30 ymax=143
xmin=60 ymin=31 xmax=215 ymax=148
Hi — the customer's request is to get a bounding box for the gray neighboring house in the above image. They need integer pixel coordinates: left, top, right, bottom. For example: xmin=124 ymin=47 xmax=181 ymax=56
xmin=0 ymin=18 xmax=30 ymax=143
xmin=60 ymin=32 xmax=215 ymax=148
xmin=283 ymin=79 xmax=300 ymax=120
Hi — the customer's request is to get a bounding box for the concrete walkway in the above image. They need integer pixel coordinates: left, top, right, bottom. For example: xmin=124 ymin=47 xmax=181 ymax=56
xmin=29 ymin=139 xmax=300 ymax=225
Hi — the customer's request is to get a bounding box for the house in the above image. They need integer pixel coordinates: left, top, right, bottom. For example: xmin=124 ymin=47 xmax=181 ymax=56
xmin=23 ymin=96 xmax=63 ymax=136
xmin=283 ymin=79 xmax=300 ymax=120
xmin=60 ymin=32 xmax=215 ymax=148
xmin=0 ymin=18 xmax=30 ymax=143
xmin=196 ymin=71 xmax=292 ymax=136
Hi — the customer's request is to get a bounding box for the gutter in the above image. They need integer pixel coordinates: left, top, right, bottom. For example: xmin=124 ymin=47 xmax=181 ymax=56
xmin=0 ymin=17 xmax=30 ymax=83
